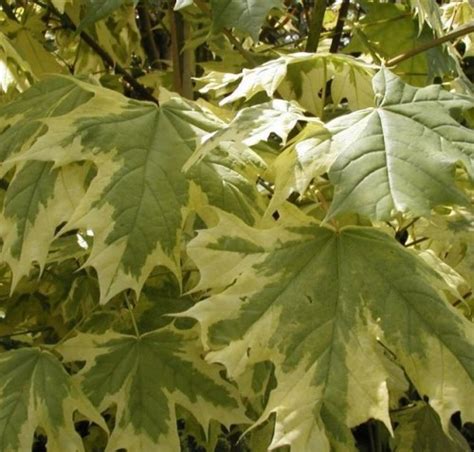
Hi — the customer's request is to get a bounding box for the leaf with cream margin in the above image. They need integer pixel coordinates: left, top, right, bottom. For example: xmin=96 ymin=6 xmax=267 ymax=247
xmin=0 ymin=348 xmax=106 ymax=452
xmin=0 ymin=76 xmax=264 ymax=301
xmin=57 ymin=328 xmax=248 ymax=451
xmin=184 ymin=100 xmax=314 ymax=170
xmin=0 ymin=77 xmax=95 ymax=288
xmin=0 ymin=162 xmax=88 ymax=289
xmin=184 ymin=210 xmax=474 ymax=451
xmin=216 ymin=53 xmax=375 ymax=116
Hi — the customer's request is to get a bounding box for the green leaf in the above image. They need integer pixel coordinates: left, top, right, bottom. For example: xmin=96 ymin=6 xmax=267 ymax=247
xmin=50 ymin=0 xmax=73 ymax=13
xmin=392 ymin=402 xmax=470 ymax=451
xmin=214 ymin=53 xmax=374 ymax=116
xmin=0 ymin=348 xmax=106 ymax=452
xmin=185 ymin=211 xmax=474 ymax=450
xmin=0 ymin=77 xmax=264 ymax=300
xmin=58 ymin=328 xmax=248 ymax=451
xmin=77 ymin=0 xmax=138 ymax=33
xmin=324 ymin=68 xmax=474 ymax=221
xmin=210 ymin=0 xmax=283 ymax=41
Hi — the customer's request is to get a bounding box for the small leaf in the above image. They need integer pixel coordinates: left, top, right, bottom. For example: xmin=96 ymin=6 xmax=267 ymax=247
xmin=185 ymin=100 xmax=311 ymax=169
xmin=77 ymin=0 xmax=138 ymax=33
xmin=174 ymin=0 xmax=194 ymax=10
xmin=210 ymin=0 xmax=283 ymax=41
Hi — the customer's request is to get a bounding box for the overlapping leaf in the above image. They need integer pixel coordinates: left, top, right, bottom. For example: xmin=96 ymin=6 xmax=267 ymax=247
xmin=267 ymin=68 xmax=474 ymax=220
xmin=205 ymin=53 xmax=374 ymax=116
xmin=185 ymin=211 xmax=474 ymax=450
xmin=185 ymin=100 xmax=314 ymax=170
xmin=0 ymin=348 xmax=106 ymax=452
xmin=0 ymin=76 xmax=265 ymax=300
xmin=346 ymin=3 xmax=451 ymax=85
xmin=58 ymin=328 xmax=248 ymax=451
xmin=392 ymin=402 xmax=470 ymax=451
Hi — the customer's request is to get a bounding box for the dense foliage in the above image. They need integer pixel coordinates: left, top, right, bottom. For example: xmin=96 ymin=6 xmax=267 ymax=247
xmin=0 ymin=0 xmax=473 ymax=451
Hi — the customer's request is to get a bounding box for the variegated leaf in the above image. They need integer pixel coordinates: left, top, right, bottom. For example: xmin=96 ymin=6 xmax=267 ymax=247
xmin=58 ymin=328 xmax=248 ymax=451
xmin=0 ymin=348 xmax=106 ymax=452
xmin=213 ymin=53 xmax=375 ymax=117
xmin=185 ymin=211 xmax=474 ymax=451
xmin=0 ymin=76 xmax=265 ymax=300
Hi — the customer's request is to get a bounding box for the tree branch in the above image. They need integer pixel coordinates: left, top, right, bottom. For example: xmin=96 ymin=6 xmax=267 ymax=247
xmin=329 ymin=0 xmax=350 ymax=53
xmin=386 ymin=23 xmax=474 ymax=67
xmin=137 ymin=0 xmax=161 ymax=69
xmin=34 ymin=0 xmax=159 ymax=104
xmin=305 ymin=0 xmax=326 ymax=52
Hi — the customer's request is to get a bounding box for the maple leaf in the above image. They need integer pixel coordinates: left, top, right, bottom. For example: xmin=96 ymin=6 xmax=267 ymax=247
xmin=324 ymin=68 xmax=474 ymax=220
xmin=206 ymin=53 xmax=374 ymax=117
xmin=266 ymin=68 xmax=474 ymax=221
xmin=0 ymin=76 xmax=264 ymax=300
xmin=185 ymin=211 xmax=474 ymax=450
xmin=58 ymin=328 xmax=248 ymax=451
xmin=0 ymin=348 xmax=106 ymax=452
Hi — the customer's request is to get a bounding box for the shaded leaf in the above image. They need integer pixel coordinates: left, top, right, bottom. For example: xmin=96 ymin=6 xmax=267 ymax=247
xmin=392 ymin=402 xmax=470 ymax=451
xmin=210 ymin=0 xmax=283 ymax=40
xmin=58 ymin=328 xmax=248 ymax=451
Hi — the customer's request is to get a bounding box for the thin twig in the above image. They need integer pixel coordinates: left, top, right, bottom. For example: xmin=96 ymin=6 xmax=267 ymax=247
xmin=257 ymin=176 xmax=274 ymax=195
xmin=305 ymin=0 xmax=326 ymax=52
xmin=404 ymin=237 xmax=429 ymax=247
xmin=137 ymin=0 xmax=161 ymax=69
xmin=33 ymin=0 xmax=159 ymax=104
xmin=0 ymin=326 xmax=53 ymax=340
xmin=329 ymin=0 xmax=350 ymax=53
xmin=124 ymin=291 xmax=140 ymax=337
xmin=386 ymin=24 xmax=474 ymax=66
